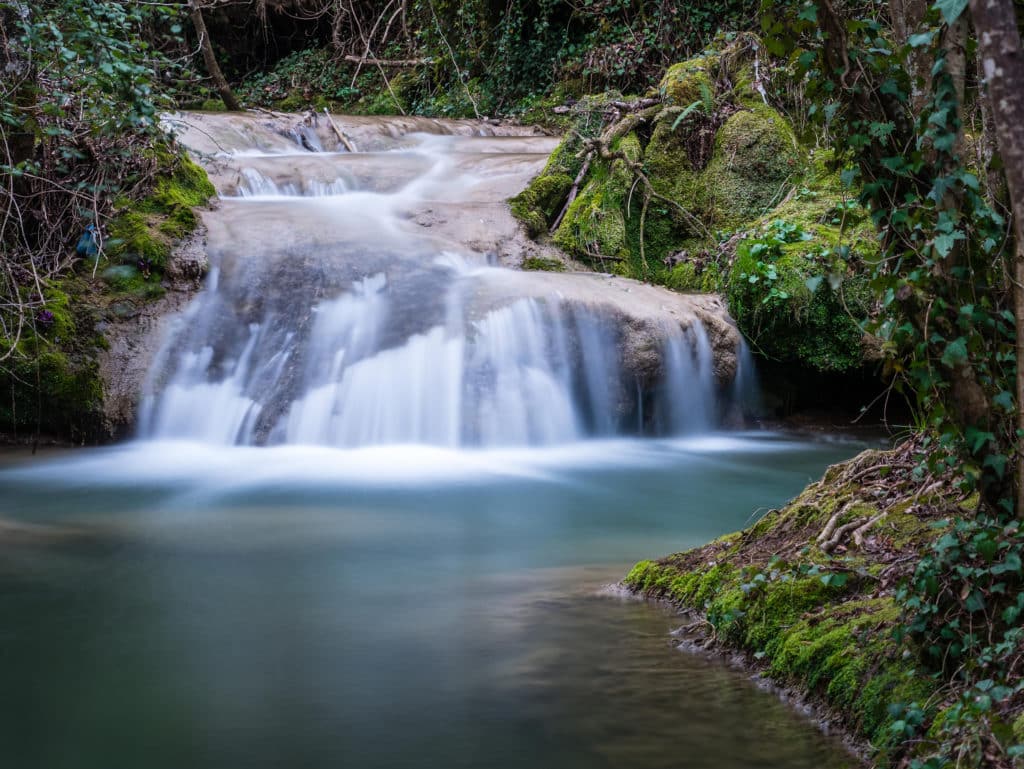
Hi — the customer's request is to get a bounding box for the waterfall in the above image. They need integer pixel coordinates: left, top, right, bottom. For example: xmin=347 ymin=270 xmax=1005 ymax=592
xmin=141 ymin=120 xmax=751 ymax=447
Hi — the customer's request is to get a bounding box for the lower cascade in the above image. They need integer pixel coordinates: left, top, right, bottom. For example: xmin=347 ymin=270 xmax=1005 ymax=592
xmin=140 ymin=113 xmax=753 ymax=447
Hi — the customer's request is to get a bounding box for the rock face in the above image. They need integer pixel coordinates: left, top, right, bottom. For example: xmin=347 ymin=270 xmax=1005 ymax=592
xmin=96 ymin=225 xmax=209 ymax=437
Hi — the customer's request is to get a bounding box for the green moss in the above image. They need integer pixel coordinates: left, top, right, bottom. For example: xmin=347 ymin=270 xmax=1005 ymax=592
xmin=0 ymin=280 xmax=105 ymax=441
xmin=660 ymin=55 xmax=719 ymax=106
xmin=521 ymin=257 xmax=565 ymax=272
xmin=665 ymin=260 xmax=722 ymax=292
xmin=510 ymin=173 xmax=574 ymax=237
xmin=1012 ymin=712 xmax=1024 ymax=744
xmin=106 ymin=152 xmax=214 ymax=270
xmin=553 ymin=163 xmax=629 ymax=261
xmin=626 ymin=552 xmax=938 ymax=754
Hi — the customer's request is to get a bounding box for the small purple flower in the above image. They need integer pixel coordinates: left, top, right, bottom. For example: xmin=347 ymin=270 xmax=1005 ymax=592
xmin=36 ymin=309 xmax=55 ymax=330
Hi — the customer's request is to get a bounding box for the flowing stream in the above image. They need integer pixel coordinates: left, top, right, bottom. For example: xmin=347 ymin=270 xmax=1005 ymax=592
xmin=0 ymin=114 xmax=866 ymax=769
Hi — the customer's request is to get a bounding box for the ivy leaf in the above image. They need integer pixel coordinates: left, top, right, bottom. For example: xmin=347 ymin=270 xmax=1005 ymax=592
xmin=983 ymin=453 xmax=1008 ymax=479
xmin=991 ymin=552 xmax=1022 ymax=575
xmin=993 ymin=391 xmax=1014 ymax=412
xmin=805 ymin=275 xmax=823 ymax=293
xmin=964 ymin=589 xmax=985 ymax=613
xmin=908 ymin=30 xmax=937 ymax=48
xmin=933 ymin=233 xmax=960 ymax=257
xmin=940 ymin=337 xmax=968 ymax=367
xmin=933 ymin=0 xmax=969 ymax=24
xmin=797 ymin=3 xmax=818 ymax=22
xmin=821 ymin=572 xmax=849 ymax=588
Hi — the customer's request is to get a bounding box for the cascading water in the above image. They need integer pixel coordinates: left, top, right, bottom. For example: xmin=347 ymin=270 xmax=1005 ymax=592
xmin=140 ymin=118 xmax=752 ymax=447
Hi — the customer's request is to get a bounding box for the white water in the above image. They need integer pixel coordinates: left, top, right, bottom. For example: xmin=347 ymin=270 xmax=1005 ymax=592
xmin=141 ymin=124 xmax=747 ymax=447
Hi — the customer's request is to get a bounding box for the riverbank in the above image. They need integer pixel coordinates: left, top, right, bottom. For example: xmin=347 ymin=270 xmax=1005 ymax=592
xmin=623 ymin=440 xmax=1024 ymax=766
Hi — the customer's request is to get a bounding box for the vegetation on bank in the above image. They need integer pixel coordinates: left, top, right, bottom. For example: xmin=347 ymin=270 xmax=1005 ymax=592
xmin=626 ymin=440 xmax=1024 ymax=765
xmin=1 ymin=1 xmax=214 ymax=441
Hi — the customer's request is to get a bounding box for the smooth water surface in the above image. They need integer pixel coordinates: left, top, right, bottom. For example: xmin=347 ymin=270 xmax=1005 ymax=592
xmin=0 ymin=435 xmax=865 ymax=769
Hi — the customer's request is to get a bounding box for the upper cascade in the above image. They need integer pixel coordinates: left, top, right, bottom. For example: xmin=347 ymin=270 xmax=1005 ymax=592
xmin=140 ymin=112 xmax=755 ymax=447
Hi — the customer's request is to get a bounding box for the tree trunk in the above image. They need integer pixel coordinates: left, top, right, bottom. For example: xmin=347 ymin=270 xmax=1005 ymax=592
xmin=889 ymin=0 xmax=931 ymax=110
xmin=970 ymin=0 xmax=1024 ymax=516
xmin=189 ymin=1 xmax=241 ymax=112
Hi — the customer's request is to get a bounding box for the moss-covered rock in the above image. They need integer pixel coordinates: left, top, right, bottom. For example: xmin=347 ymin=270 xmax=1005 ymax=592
xmin=510 ymin=172 xmax=574 ymax=237
xmin=701 ymin=104 xmax=801 ymax=228
xmin=724 ymin=152 xmax=879 ymax=373
xmin=659 ymin=54 xmax=719 ymax=106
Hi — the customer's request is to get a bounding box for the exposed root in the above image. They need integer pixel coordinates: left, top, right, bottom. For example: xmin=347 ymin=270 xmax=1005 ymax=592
xmin=816 ymin=501 xmax=855 ymax=547
xmin=852 ymin=512 xmax=888 ymax=549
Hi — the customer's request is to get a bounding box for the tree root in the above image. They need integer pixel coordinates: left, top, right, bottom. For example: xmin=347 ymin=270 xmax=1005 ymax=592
xmin=816 ymin=502 xmax=888 ymax=554
xmin=852 ymin=511 xmax=888 ymax=548
xmin=816 ymin=501 xmax=854 ymax=548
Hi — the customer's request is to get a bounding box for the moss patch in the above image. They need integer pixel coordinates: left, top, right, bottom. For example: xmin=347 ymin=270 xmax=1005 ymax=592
xmin=106 ymin=152 xmax=214 ymax=271
xmin=0 ymin=278 xmax=105 ymax=442
xmin=522 ymin=257 xmax=565 ymax=272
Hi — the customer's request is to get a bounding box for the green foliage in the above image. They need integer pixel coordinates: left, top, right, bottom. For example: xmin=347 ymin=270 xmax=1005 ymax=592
xmin=521 ymin=257 xmax=566 ymax=272
xmin=0 ymin=0 xmax=192 ymax=441
xmin=0 ymin=279 xmax=105 ymax=441
xmin=236 ymin=48 xmax=354 ymax=109
xmin=236 ymin=1 xmax=761 ymax=117
xmin=1 ymin=0 xmax=182 ymax=138
xmin=727 ymin=219 xmax=872 ymax=372
xmin=761 ymin=0 xmax=1024 ymax=763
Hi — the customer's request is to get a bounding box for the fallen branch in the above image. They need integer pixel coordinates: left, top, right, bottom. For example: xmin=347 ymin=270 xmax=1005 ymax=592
xmin=343 ymin=54 xmax=433 ymax=67
xmin=323 ymin=109 xmax=357 ymax=153
xmin=607 ymin=97 xmax=662 ymax=112
xmin=821 ymin=517 xmax=868 ymax=554
xmin=550 ymin=152 xmax=593 ymax=233
xmin=816 ymin=501 xmax=855 ymax=547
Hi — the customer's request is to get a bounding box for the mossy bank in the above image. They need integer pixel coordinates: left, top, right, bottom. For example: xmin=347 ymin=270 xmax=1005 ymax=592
xmin=0 ymin=149 xmax=214 ymax=444
xmin=623 ymin=442 xmax=1024 ymax=765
